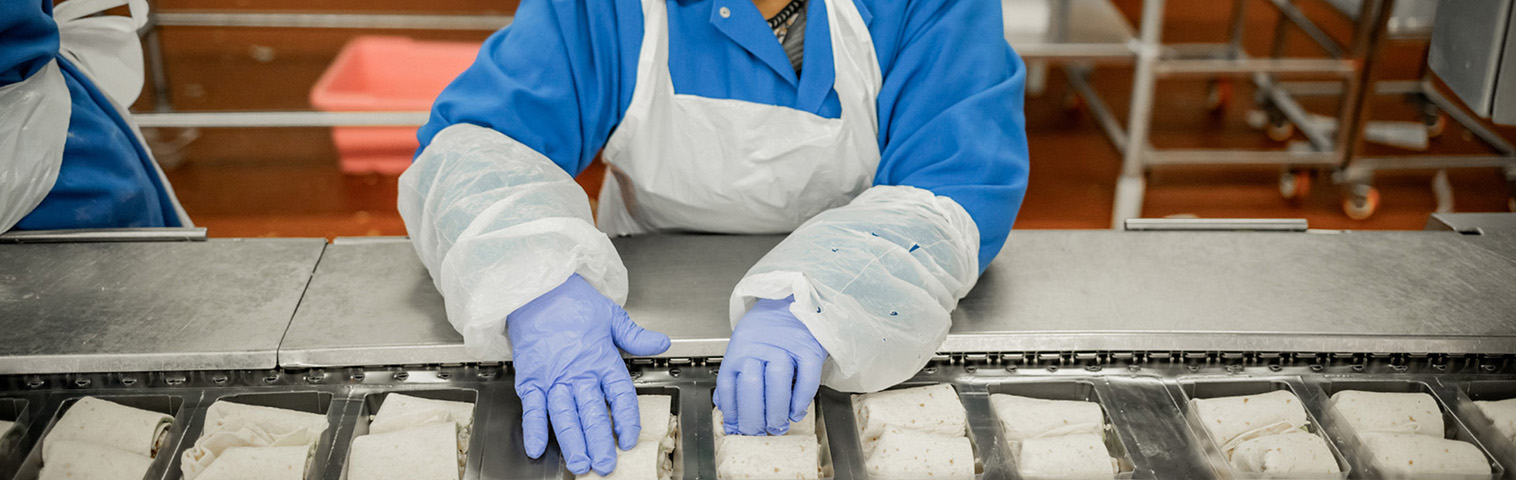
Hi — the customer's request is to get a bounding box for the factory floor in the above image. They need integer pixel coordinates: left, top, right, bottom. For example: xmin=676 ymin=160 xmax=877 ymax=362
xmin=145 ymin=0 xmax=1516 ymax=238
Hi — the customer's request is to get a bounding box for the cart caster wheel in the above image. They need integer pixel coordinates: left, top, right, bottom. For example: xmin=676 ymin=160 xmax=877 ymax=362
xmin=1267 ymin=121 xmax=1295 ymax=142
xmin=1425 ymin=113 xmax=1448 ymax=138
xmin=1205 ymin=80 xmax=1234 ymax=113
xmin=1062 ymin=92 xmax=1085 ymax=113
xmin=1245 ymin=109 xmax=1269 ymax=130
xmin=1343 ymin=187 xmax=1381 ymax=220
xmin=1279 ymin=170 xmax=1312 ymax=200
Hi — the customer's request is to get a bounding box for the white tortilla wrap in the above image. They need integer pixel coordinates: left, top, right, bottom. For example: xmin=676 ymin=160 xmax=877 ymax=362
xmin=182 ymin=401 xmax=327 ymax=480
xmin=1229 ymin=431 xmax=1340 ymax=475
xmin=204 ymin=401 xmax=330 ymax=438
xmin=0 ymin=420 xmax=13 ymax=435
xmin=347 ymin=422 xmax=459 ymax=480
xmin=1359 ymin=432 xmax=1490 ymax=478
xmin=196 ymin=446 xmax=307 ymax=480
xmin=715 ymin=435 xmax=818 ymax=480
xmin=1190 ymin=390 xmax=1308 ymax=455
xmin=1017 ymin=433 xmax=1117 ymax=479
xmin=37 ymin=439 xmax=154 ymax=480
xmin=48 ymin=396 xmax=172 ymax=458
xmin=369 ymin=394 xmax=475 ymax=437
xmin=990 ymin=394 xmax=1105 ymax=443
xmin=1330 ymin=391 xmax=1443 ymax=437
xmin=862 ymin=429 xmax=974 ymax=479
xmin=632 ymin=395 xmax=676 ymax=444
xmin=711 ymin=404 xmax=814 ymax=450
xmin=853 ymin=384 xmax=967 ymax=447
xmin=577 ymin=434 xmax=673 ymax=480
xmin=1474 ymin=398 xmax=1516 ymax=444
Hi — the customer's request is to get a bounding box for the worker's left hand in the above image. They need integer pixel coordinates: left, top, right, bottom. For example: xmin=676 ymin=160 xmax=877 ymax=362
xmin=715 ymin=296 xmax=827 ymax=436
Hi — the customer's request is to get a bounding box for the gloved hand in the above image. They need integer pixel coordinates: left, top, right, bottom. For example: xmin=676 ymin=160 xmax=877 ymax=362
xmin=715 ymin=296 xmax=828 ymax=436
xmin=508 ymin=274 xmax=671 ymax=476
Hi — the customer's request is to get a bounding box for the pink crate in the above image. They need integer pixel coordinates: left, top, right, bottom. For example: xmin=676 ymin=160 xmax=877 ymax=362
xmin=310 ymin=36 xmax=481 ymax=175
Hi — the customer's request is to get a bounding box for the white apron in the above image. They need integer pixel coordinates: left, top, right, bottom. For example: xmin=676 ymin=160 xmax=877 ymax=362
xmin=597 ymin=0 xmax=883 ymax=236
xmin=0 ymin=0 xmax=190 ymax=231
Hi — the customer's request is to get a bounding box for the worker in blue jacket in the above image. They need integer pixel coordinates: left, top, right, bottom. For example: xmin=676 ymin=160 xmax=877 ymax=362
xmin=400 ymin=0 xmax=1028 ymax=475
xmin=0 ymin=0 xmax=189 ymax=232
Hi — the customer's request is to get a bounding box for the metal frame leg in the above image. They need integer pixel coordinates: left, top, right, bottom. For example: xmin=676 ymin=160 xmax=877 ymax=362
xmin=1336 ymin=0 xmax=1392 ymax=177
xmin=1112 ymin=0 xmax=1167 ymax=229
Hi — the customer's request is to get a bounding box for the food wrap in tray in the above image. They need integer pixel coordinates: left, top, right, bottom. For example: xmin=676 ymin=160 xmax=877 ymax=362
xmin=1190 ymin=390 xmax=1309 ymax=456
xmin=1359 ymin=432 xmax=1490 ymax=478
xmin=38 ymin=439 xmax=155 ymax=480
xmin=1228 ymin=431 xmax=1339 ymax=475
xmin=715 ymin=435 xmax=819 ymax=480
xmin=196 ymin=445 xmax=308 ymax=480
xmin=1330 ymin=391 xmax=1443 ymax=437
xmin=1017 ymin=433 xmax=1118 ymax=480
xmin=1474 ymin=399 xmax=1516 ymax=444
xmin=47 ymin=396 xmax=172 ymax=458
xmin=347 ymin=422 xmax=459 ymax=480
xmin=182 ymin=400 xmax=329 ymax=480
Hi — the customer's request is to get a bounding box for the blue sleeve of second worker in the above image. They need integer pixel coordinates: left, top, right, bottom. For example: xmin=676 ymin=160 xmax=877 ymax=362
xmin=415 ymin=0 xmax=640 ymax=176
xmin=0 ymin=0 xmax=59 ymax=85
xmin=868 ymin=0 xmax=1030 ymax=272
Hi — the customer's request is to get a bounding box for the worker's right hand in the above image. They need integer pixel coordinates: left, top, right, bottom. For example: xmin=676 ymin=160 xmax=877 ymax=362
xmin=507 ymin=274 xmax=671 ymax=476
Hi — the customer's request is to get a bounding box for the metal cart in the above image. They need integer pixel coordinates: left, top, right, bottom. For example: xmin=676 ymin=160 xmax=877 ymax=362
xmin=1103 ymin=0 xmax=1396 ymax=228
xmin=2 ymin=219 xmax=1515 ymax=479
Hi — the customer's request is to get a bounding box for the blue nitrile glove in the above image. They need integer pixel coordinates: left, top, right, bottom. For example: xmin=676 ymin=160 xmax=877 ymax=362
xmin=715 ymin=296 xmax=828 ymax=436
xmin=508 ymin=274 xmax=671 ymax=476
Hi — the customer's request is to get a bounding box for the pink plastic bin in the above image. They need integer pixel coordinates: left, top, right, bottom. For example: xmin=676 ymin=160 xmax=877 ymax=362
xmin=310 ymin=36 xmax=481 ymax=175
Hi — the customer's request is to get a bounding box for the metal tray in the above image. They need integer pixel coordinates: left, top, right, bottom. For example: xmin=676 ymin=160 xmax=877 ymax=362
xmin=1173 ymin=377 xmax=1352 ymax=480
xmin=0 ymin=398 xmax=32 ymax=480
xmin=1310 ymin=378 xmax=1506 ymax=480
xmin=13 ymin=393 xmax=194 ymax=480
xmin=338 ymin=389 xmax=478 ymax=480
xmin=984 ymin=378 xmax=1137 ymax=479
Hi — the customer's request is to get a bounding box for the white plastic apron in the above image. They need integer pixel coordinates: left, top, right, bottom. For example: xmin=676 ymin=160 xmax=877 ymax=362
xmin=0 ymin=0 xmax=190 ymax=231
xmin=597 ymin=0 xmax=883 ymax=236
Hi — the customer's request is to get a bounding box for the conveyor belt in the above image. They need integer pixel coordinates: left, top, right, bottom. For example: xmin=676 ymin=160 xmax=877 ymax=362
xmin=0 ymin=359 xmax=1512 ymax=479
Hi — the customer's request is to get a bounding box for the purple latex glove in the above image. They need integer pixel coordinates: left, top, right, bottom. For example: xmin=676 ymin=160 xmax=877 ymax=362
xmin=715 ymin=296 xmax=828 ymax=436
xmin=508 ymin=274 xmax=670 ymax=476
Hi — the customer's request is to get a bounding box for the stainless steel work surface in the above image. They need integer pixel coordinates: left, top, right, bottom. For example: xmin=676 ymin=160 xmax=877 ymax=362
xmin=282 ymin=230 xmax=1515 ymax=368
xmin=949 ymin=230 xmax=1516 ymax=354
xmin=0 ymin=239 xmax=326 ymax=374
xmin=279 ymin=236 xmax=772 ymax=367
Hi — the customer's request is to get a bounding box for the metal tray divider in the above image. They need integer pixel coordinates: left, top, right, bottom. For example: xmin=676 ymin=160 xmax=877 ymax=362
xmin=817 ymin=387 xmax=862 ymax=480
xmin=1108 ymin=375 xmax=1213 ymax=480
xmin=475 ymin=380 xmax=558 ymax=480
xmin=1085 ymin=377 xmax=1142 ymax=479
xmin=1302 ymin=377 xmax=1507 ymax=480
xmin=671 ymin=368 xmax=715 ymax=480
xmin=0 ymin=396 xmax=38 ymax=480
xmin=954 ymin=387 xmax=1011 ymax=480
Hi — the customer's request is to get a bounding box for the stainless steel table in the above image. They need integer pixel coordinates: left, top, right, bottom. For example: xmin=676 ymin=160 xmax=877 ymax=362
xmin=279 ymin=229 xmax=1516 ymax=368
xmin=0 ymin=239 xmax=326 ymax=374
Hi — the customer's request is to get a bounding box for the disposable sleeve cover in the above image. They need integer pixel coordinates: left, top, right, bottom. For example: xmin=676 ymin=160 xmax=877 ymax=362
xmin=399 ymin=123 xmax=627 ymax=360
xmin=729 ymin=185 xmax=979 ymax=392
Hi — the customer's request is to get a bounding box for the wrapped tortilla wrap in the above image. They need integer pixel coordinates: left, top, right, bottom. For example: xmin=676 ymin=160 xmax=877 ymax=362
xmin=182 ymin=401 xmax=328 ymax=480
xmin=0 ymin=420 xmax=13 ymax=435
xmin=1190 ymin=390 xmax=1308 ymax=455
xmin=1017 ymin=433 xmax=1117 ymax=479
xmin=204 ymin=401 xmax=330 ymax=438
xmin=711 ymin=404 xmax=814 ymax=449
xmin=1359 ymin=432 xmax=1490 ymax=478
xmin=715 ymin=435 xmax=818 ymax=480
xmin=196 ymin=446 xmax=308 ymax=480
xmin=1330 ymin=391 xmax=1443 ymax=437
xmin=37 ymin=439 xmax=154 ymax=480
xmin=862 ymin=429 xmax=974 ymax=479
xmin=577 ymin=435 xmax=674 ymax=480
xmin=370 ymin=394 xmax=475 ymax=440
xmin=1474 ymin=399 xmax=1516 ymax=444
xmin=854 ymin=384 xmax=967 ymax=446
xmin=632 ymin=395 xmax=676 ymax=444
xmin=990 ymin=394 xmax=1105 ymax=443
xmin=347 ymin=422 xmax=459 ymax=480
xmin=1229 ymin=431 xmax=1340 ymax=475
xmin=48 ymin=396 xmax=172 ymax=458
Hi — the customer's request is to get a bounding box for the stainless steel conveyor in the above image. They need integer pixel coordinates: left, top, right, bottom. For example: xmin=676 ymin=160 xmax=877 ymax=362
xmin=0 ymin=215 xmax=1513 ymax=479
